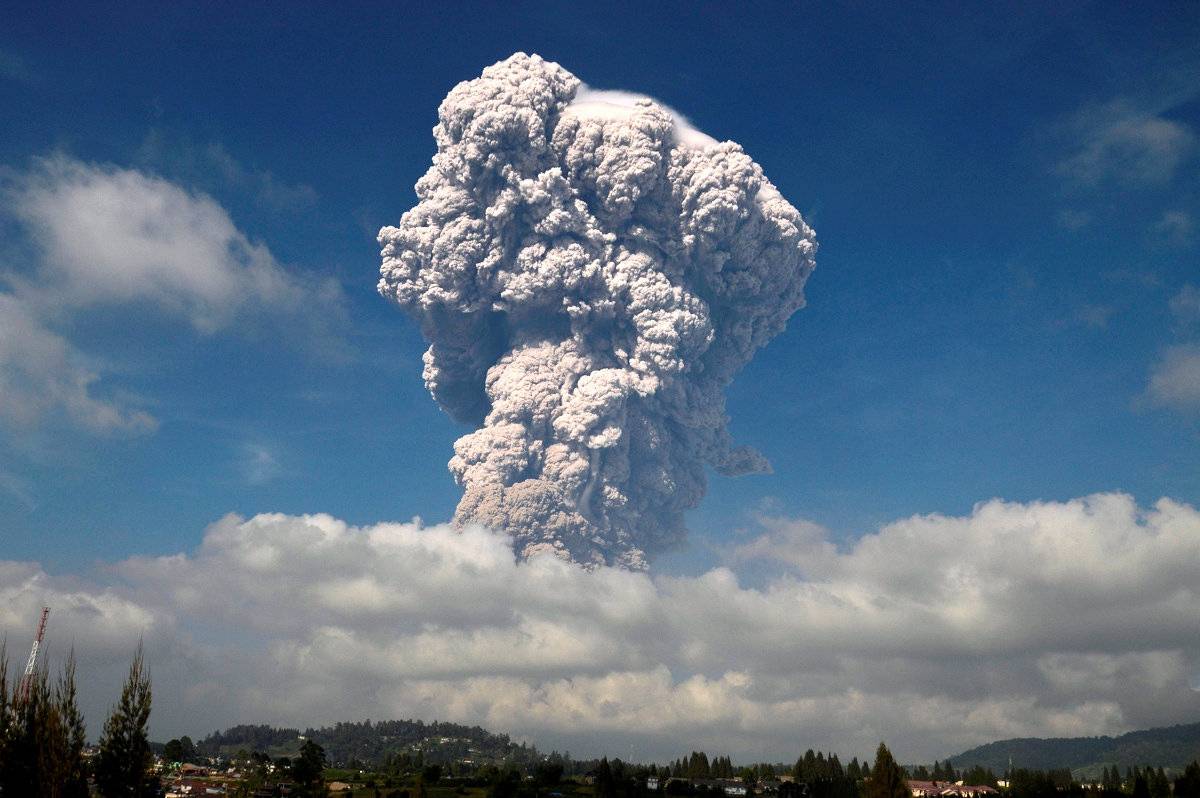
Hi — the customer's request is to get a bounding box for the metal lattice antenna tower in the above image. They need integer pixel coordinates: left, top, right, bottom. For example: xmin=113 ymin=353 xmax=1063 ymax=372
xmin=19 ymin=606 xmax=50 ymax=700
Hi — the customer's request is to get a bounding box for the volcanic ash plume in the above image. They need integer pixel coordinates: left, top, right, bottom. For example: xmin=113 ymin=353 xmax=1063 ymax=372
xmin=378 ymin=53 xmax=817 ymax=569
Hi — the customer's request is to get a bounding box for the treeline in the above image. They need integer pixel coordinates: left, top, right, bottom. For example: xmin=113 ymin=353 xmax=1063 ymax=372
xmin=0 ymin=643 xmax=157 ymax=798
xmin=200 ymin=718 xmax=535 ymax=766
xmin=943 ymin=761 xmax=1200 ymax=798
xmin=905 ymin=760 xmax=998 ymax=786
xmin=949 ymin=724 xmax=1200 ymax=774
xmin=222 ymin=739 xmax=330 ymax=798
xmin=0 ymin=645 xmax=88 ymax=796
xmin=659 ymin=747 xmax=865 ymax=798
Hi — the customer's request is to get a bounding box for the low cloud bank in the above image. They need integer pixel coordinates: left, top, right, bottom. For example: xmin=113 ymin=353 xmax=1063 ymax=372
xmin=2 ymin=493 xmax=1198 ymax=761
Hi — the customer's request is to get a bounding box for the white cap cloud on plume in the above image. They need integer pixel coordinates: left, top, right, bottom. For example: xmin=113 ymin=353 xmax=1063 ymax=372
xmin=378 ymin=53 xmax=817 ymax=569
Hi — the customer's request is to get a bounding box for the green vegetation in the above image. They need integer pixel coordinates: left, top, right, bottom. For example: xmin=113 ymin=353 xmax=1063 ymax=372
xmin=200 ymin=719 xmax=542 ymax=768
xmin=867 ymin=743 xmax=909 ymax=798
xmin=0 ymin=643 xmax=151 ymax=797
xmin=0 ymin=644 xmax=89 ymax=797
xmin=947 ymin=723 xmax=1200 ymax=777
xmin=94 ymin=644 xmax=158 ymax=797
xmin=7 ymin=658 xmax=1200 ymax=798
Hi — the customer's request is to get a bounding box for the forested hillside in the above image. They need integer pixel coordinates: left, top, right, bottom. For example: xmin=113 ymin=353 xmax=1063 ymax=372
xmin=199 ymin=719 xmax=540 ymax=767
xmin=948 ymin=723 xmax=1200 ymax=777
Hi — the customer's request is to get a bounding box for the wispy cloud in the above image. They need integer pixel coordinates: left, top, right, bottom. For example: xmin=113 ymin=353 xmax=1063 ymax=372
xmin=0 ymin=155 xmax=345 ymax=433
xmin=1154 ymin=210 xmax=1194 ymax=248
xmin=237 ymin=443 xmax=282 ymax=486
xmin=1146 ymin=344 xmax=1200 ymax=412
xmin=1170 ymin=284 xmax=1200 ymax=329
xmin=1071 ymin=303 xmax=1117 ymax=330
xmin=1143 ymin=286 xmax=1200 ymax=413
xmin=136 ymin=133 xmax=319 ymax=214
xmin=0 ymin=293 xmax=157 ymax=434
xmin=1102 ymin=268 xmax=1161 ymax=289
xmin=0 ymin=469 xmax=37 ymax=511
xmin=1056 ymin=99 xmax=1195 ymax=188
xmin=1057 ymin=208 xmax=1092 ymax=231
xmin=0 ymin=47 xmax=32 ymax=85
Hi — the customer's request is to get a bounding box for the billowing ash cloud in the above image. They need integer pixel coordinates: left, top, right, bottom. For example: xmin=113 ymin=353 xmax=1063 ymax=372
xmin=378 ymin=53 xmax=816 ymax=568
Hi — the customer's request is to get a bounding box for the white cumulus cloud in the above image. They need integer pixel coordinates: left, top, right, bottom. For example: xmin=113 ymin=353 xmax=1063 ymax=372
xmin=2 ymin=492 xmax=1198 ymax=762
xmin=0 ymin=155 xmax=344 ymax=433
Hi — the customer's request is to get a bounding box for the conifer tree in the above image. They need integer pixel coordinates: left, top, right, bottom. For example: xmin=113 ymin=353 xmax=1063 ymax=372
xmin=3 ymin=667 xmax=48 ymax=795
xmin=292 ymin=738 xmax=328 ymax=797
xmin=57 ymin=651 xmax=89 ymax=798
xmin=1175 ymin=761 xmax=1200 ymax=798
xmin=866 ymin=743 xmax=909 ymax=798
xmin=0 ymin=644 xmax=91 ymax=798
xmin=596 ymin=757 xmax=616 ymax=798
xmin=1149 ymin=767 xmax=1169 ymax=798
xmin=1132 ymin=770 xmax=1150 ymax=798
xmin=95 ymin=644 xmax=154 ymax=798
xmin=0 ymin=645 xmax=9 ymax=783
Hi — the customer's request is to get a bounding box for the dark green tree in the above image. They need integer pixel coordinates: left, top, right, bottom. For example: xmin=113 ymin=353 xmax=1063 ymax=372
xmin=1100 ymin=766 xmax=1115 ymax=796
xmin=0 ymin=645 xmax=8 ymax=785
xmin=95 ymin=645 xmax=155 ymax=798
xmin=961 ymin=766 xmax=997 ymax=788
xmin=179 ymin=735 xmax=196 ymax=763
xmin=596 ymin=757 xmax=617 ymax=798
xmin=2 ymin=667 xmax=52 ymax=796
xmin=1132 ymin=771 xmax=1150 ymax=798
xmin=163 ymin=739 xmax=183 ymax=763
xmin=535 ymin=761 xmax=564 ymax=786
xmin=56 ymin=651 xmax=89 ymax=798
xmin=866 ymin=743 xmax=908 ymax=798
xmin=1148 ymin=767 xmax=1169 ymax=798
xmin=1008 ymin=769 xmax=1062 ymax=798
xmin=291 ymin=738 xmax=327 ymax=797
xmin=1175 ymin=761 xmax=1200 ymax=798
xmin=487 ymin=766 xmax=521 ymax=798
xmin=0 ymin=644 xmax=90 ymax=798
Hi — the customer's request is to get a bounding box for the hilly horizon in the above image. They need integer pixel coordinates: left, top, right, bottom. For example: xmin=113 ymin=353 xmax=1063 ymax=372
xmin=187 ymin=715 xmax=1200 ymax=777
xmin=194 ymin=718 xmax=542 ymax=768
xmin=947 ymin=721 xmax=1200 ymax=779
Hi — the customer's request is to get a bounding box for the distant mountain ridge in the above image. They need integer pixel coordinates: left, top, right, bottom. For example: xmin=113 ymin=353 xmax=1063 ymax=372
xmin=947 ymin=722 xmax=1200 ymax=777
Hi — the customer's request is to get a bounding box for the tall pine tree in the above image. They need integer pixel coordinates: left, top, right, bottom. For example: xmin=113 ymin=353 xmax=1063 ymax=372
xmin=57 ymin=651 xmax=88 ymax=798
xmin=866 ymin=743 xmax=909 ymax=798
xmin=95 ymin=644 xmax=154 ymax=798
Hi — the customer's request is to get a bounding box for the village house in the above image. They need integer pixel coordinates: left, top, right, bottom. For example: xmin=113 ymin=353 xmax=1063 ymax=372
xmin=687 ymin=778 xmax=750 ymax=796
xmin=909 ymin=781 xmax=999 ymax=798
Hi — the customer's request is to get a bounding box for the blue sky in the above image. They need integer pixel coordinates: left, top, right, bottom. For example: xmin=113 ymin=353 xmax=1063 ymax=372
xmin=4 ymin=1 xmax=1195 ymax=571
xmin=1 ymin=3 xmax=1199 ymax=754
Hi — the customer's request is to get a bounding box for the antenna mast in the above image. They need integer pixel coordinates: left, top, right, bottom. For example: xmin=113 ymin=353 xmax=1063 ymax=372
xmin=19 ymin=606 xmax=50 ymax=700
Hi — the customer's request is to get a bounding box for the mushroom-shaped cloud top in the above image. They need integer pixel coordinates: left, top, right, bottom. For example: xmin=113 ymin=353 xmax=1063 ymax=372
xmin=379 ymin=53 xmax=817 ymax=569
